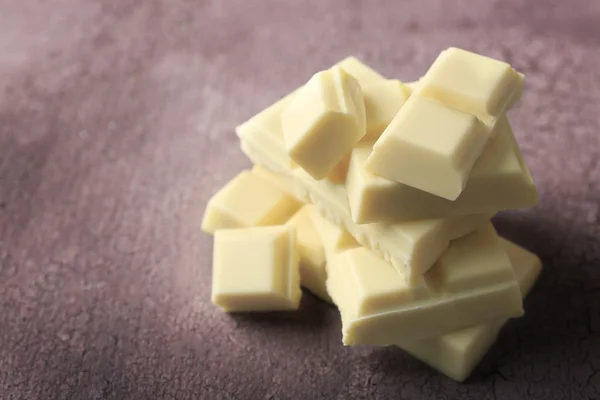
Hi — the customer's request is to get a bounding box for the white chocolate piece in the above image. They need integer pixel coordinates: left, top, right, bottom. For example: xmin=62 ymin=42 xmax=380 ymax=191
xmin=241 ymin=139 xmax=491 ymax=281
xmin=416 ymin=47 xmax=524 ymax=123
xmin=281 ymin=66 xmax=366 ymax=180
xmin=365 ymin=96 xmax=489 ymax=200
xmin=201 ymin=170 xmax=301 ymax=235
xmin=347 ymin=117 xmax=537 ymax=222
xmin=236 ymin=58 xmax=389 ymax=175
xmin=326 ymin=224 xmax=524 ymax=344
xmin=399 ymin=238 xmax=542 ymax=381
xmin=365 ymin=48 xmax=525 ymax=200
xmin=362 ymin=80 xmax=411 ymax=140
xmin=212 ymin=226 xmax=301 ymax=312
xmin=286 ymin=206 xmax=332 ymax=303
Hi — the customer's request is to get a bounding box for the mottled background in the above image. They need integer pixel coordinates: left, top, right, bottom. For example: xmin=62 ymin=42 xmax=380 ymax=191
xmin=1 ymin=1 xmax=599 ymax=399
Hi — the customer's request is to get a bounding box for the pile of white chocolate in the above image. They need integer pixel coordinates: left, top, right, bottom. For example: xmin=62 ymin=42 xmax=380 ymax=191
xmin=202 ymin=48 xmax=541 ymax=381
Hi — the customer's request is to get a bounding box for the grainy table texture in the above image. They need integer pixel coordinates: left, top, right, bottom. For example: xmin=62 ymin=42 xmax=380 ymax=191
xmin=1 ymin=1 xmax=599 ymax=399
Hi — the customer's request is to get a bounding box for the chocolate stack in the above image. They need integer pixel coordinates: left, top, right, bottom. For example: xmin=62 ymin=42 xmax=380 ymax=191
xmin=202 ymin=48 xmax=541 ymax=381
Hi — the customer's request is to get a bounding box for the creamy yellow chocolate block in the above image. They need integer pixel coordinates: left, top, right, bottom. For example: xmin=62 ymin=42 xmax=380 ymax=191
xmin=242 ymin=144 xmax=490 ymax=280
xmin=365 ymin=48 xmax=524 ymax=200
xmin=201 ymin=170 xmax=301 ymax=235
xmin=236 ymin=58 xmax=381 ymax=163
xmin=286 ymin=205 xmax=332 ymax=303
xmin=212 ymin=226 xmax=302 ymax=312
xmin=399 ymin=238 xmax=541 ymax=381
xmin=281 ymin=66 xmax=366 ymax=180
xmin=365 ymin=95 xmax=490 ymax=200
xmin=347 ymin=117 xmax=538 ymax=222
xmin=362 ymin=80 xmax=411 ymax=141
xmin=416 ymin=47 xmax=524 ymax=124
xmin=326 ymin=224 xmax=524 ymax=344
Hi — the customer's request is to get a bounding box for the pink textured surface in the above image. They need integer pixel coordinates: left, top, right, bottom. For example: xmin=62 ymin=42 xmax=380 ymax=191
xmin=1 ymin=0 xmax=599 ymax=399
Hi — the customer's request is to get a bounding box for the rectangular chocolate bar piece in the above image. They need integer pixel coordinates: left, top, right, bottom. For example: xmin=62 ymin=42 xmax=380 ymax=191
xmin=212 ymin=226 xmax=302 ymax=312
xmin=325 ymin=223 xmax=524 ymax=343
xmin=281 ymin=66 xmax=366 ymax=180
xmin=365 ymin=95 xmax=490 ymax=200
xmin=365 ymin=48 xmax=524 ymax=200
xmin=416 ymin=47 xmax=524 ymax=123
xmin=346 ymin=116 xmax=537 ymax=223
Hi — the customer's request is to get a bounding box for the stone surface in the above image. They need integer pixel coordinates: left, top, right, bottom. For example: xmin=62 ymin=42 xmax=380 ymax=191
xmin=0 ymin=0 xmax=599 ymax=399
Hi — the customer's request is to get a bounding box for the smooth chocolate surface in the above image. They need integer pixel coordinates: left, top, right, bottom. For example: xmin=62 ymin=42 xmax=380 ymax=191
xmin=1 ymin=1 xmax=599 ymax=399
